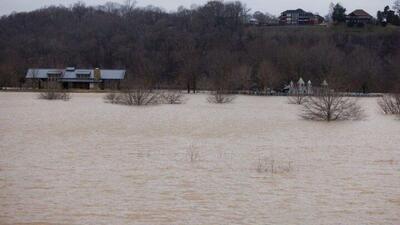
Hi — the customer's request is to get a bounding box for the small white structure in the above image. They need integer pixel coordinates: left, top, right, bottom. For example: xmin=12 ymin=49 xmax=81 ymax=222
xmin=287 ymin=78 xmax=313 ymax=95
xmin=307 ymin=80 xmax=313 ymax=95
xmin=321 ymin=80 xmax=329 ymax=87
xmin=298 ymin=77 xmax=305 ymax=93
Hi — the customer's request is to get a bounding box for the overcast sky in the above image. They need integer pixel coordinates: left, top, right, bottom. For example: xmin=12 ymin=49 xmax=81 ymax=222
xmin=0 ymin=0 xmax=395 ymax=17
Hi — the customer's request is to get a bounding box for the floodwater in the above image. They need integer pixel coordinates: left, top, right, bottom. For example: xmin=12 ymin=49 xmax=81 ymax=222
xmin=0 ymin=92 xmax=399 ymax=225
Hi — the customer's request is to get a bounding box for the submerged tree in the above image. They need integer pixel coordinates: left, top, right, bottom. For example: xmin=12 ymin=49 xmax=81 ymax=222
xmin=288 ymin=90 xmax=308 ymax=105
xmin=207 ymin=90 xmax=236 ymax=104
xmin=119 ymin=89 xmax=160 ymax=106
xmin=378 ymin=94 xmax=400 ymax=115
xmin=301 ymin=88 xmax=364 ymax=121
xmin=161 ymin=91 xmax=186 ymax=104
xmin=39 ymin=80 xmax=70 ymax=101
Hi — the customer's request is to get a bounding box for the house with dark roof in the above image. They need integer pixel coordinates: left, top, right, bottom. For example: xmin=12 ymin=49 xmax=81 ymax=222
xmin=346 ymin=9 xmax=373 ymax=26
xmin=26 ymin=67 xmax=126 ymax=90
xmin=279 ymin=9 xmax=323 ymax=25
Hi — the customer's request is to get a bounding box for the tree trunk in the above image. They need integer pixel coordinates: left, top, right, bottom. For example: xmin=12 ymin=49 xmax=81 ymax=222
xmin=192 ymin=77 xmax=196 ymax=94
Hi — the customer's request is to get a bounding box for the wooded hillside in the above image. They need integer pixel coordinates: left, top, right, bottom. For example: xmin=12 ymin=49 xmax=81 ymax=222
xmin=0 ymin=1 xmax=399 ymax=92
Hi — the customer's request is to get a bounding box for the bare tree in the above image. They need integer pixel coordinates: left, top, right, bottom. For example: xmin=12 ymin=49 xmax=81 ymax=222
xmin=256 ymin=60 xmax=279 ymax=93
xmin=121 ymin=0 xmax=137 ymax=15
xmin=104 ymin=88 xmax=161 ymax=106
xmin=230 ymin=64 xmax=252 ymax=90
xmin=207 ymin=90 xmax=236 ymax=104
xmin=177 ymin=38 xmax=201 ymax=94
xmin=118 ymin=89 xmax=160 ymax=106
xmin=378 ymin=94 xmax=400 ymax=115
xmin=301 ymin=89 xmax=364 ymax=121
xmin=394 ymin=0 xmax=400 ymax=15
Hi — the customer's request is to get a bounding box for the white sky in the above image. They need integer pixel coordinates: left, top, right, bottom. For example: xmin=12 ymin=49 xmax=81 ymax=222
xmin=0 ymin=0 xmax=395 ymax=17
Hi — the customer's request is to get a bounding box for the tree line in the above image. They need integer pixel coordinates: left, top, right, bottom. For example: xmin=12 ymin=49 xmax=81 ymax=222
xmin=0 ymin=1 xmax=399 ymax=93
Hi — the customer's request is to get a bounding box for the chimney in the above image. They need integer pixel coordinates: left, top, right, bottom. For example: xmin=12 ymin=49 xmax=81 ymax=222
xmin=94 ymin=68 xmax=101 ymax=81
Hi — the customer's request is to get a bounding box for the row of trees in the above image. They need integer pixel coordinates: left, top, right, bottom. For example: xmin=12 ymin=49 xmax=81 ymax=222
xmin=377 ymin=4 xmax=400 ymax=26
xmin=0 ymin=1 xmax=399 ymax=93
xmin=41 ymin=82 xmax=400 ymax=122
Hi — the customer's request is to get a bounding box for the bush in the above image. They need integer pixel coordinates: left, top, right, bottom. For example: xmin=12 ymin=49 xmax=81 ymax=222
xmin=207 ymin=90 xmax=235 ymax=104
xmin=104 ymin=92 xmax=121 ymax=104
xmin=378 ymin=94 xmax=400 ymax=115
xmin=288 ymin=91 xmax=308 ymax=105
xmin=301 ymin=89 xmax=364 ymax=121
xmin=39 ymin=81 xmax=70 ymax=101
xmin=187 ymin=144 xmax=200 ymax=162
xmin=256 ymin=157 xmax=293 ymax=175
xmin=39 ymin=91 xmax=70 ymax=101
xmin=161 ymin=91 xmax=185 ymax=104
xmin=104 ymin=89 xmax=160 ymax=106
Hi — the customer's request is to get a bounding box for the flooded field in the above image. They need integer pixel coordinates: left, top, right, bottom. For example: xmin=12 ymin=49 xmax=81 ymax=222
xmin=0 ymin=92 xmax=399 ymax=225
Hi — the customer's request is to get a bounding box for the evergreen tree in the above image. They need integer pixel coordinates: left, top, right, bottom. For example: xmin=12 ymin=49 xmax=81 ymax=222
xmin=332 ymin=3 xmax=346 ymax=23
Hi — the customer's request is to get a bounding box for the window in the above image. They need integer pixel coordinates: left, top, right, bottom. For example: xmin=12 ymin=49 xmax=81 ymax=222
xmin=47 ymin=73 xmax=61 ymax=80
xmin=77 ymin=74 xmax=90 ymax=79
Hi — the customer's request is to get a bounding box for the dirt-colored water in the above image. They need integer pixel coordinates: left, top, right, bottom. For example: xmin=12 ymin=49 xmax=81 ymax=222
xmin=0 ymin=92 xmax=399 ymax=225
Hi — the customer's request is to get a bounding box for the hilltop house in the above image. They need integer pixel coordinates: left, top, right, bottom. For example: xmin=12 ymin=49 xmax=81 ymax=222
xmin=26 ymin=67 xmax=126 ymax=90
xmin=346 ymin=9 xmax=373 ymax=26
xmin=279 ymin=9 xmax=324 ymax=25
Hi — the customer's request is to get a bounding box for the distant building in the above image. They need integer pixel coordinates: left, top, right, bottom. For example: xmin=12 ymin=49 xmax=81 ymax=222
xmin=279 ymin=9 xmax=324 ymax=25
xmin=283 ymin=78 xmax=313 ymax=95
xmin=315 ymin=15 xmax=325 ymax=24
xmin=248 ymin=18 xmax=259 ymax=26
xmin=284 ymin=78 xmax=329 ymax=95
xmin=346 ymin=9 xmax=373 ymax=26
xmin=246 ymin=15 xmax=280 ymax=26
xmin=26 ymin=67 xmax=126 ymax=90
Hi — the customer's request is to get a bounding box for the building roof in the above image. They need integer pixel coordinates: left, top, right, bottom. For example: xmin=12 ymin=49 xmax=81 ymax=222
xmin=280 ymin=9 xmax=317 ymax=20
xmin=26 ymin=68 xmax=126 ymax=80
xmin=282 ymin=8 xmax=306 ymax=14
xmin=348 ymin=9 xmax=372 ymax=18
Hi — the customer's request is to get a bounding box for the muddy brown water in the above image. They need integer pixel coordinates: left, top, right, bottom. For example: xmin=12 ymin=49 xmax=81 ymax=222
xmin=0 ymin=93 xmax=399 ymax=225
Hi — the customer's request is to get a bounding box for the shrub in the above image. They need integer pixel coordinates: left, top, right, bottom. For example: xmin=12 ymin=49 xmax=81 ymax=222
xmin=301 ymin=89 xmax=364 ymax=121
xmin=207 ymin=90 xmax=235 ymax=104
xmin=256 ymin=157 xmax=293 ymax=175
xmin=288 ymin=91 xmax=308 ymax=105
xmin=378 ymin=94 xmax=400 ymax=115
xmin=161 ymin=91 xmax=185 ymax=104
xmin=104 ymin=92 xmax=121 ymax=104
xmin=39 ymin=81 xmax=70 ymax=101
xmin=104 ymin=89 xmax=160 ymax=106
xmin=187 ymin=144 xmax=200 ymax=162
